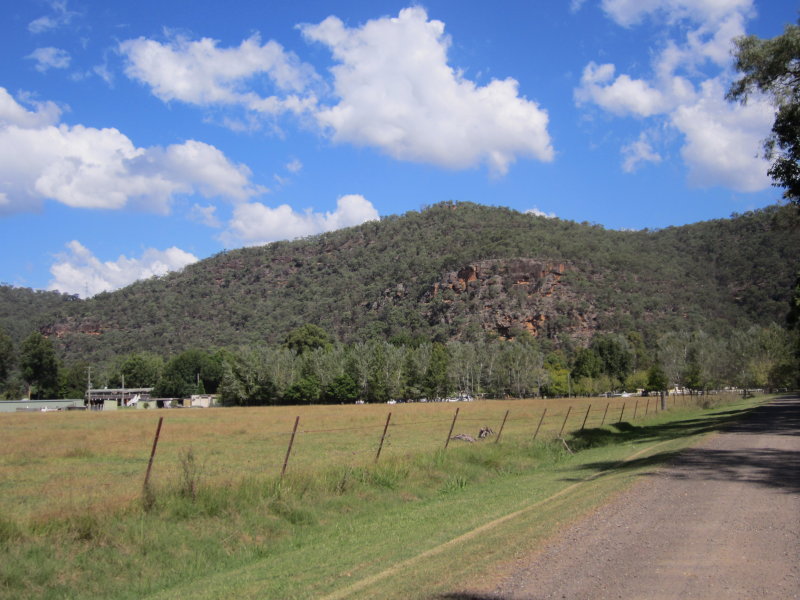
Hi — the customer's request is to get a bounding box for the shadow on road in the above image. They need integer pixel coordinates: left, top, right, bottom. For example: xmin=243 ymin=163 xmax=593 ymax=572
xmin=564 ymin=395 xmax=800 ymax=494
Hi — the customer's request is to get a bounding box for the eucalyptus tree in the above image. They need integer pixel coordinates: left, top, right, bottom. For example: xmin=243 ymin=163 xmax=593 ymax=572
xmin=728 ymin=21 xmax=800 ymax=204
xmin=19 ymin=332 xmax=59 ymax=399
xmin=0 ymin=326 xmax=13 ymax=389
xmin=500 ymin=340 xmax=544 ymax=398
xmin=424 ymin=343 xmax=450 ymax=399
xmin=447 ymin=341 xmax=480 ymax=397
xmin=219 ymin=346 xmax=276 ymax=406
xmin=109 ymin=352 xmax=164 ymax=388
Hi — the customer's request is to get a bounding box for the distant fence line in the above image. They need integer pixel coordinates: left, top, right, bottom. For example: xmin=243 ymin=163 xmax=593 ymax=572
xmin=140 ymin=392 xmax=738 ymax=487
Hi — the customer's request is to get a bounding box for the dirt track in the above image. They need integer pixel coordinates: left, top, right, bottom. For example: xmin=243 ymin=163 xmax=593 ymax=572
xmin=449 ymin=396 xmax=800 ymax=600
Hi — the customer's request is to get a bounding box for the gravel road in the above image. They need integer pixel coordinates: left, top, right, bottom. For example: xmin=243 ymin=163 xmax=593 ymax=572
xmin=447 ymin=395 xmax=800 ymax=600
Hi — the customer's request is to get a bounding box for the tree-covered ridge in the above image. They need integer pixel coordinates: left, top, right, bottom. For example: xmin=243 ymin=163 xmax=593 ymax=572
xmin=1 ymin=201 xmax=797 ymax=365
xmin=0 ymin=286 xmax=78 ymax=344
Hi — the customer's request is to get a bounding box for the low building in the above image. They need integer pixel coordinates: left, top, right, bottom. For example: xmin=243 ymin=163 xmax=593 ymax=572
xmin=86 ymin=388 xmax=154 ymax=410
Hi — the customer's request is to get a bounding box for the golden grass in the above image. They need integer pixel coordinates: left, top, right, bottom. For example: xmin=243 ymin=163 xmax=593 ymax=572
xmin=0 ymin=393 xmax=731 ymax=523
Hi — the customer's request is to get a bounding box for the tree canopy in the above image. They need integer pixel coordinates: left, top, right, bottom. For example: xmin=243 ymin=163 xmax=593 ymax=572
xmin=728 ymin=21 xmax=800 ymax=204
xmin=0 ymin=327 xmax=13 ymax=384
xmin=20 ymin=332 xmax=59 ymax=399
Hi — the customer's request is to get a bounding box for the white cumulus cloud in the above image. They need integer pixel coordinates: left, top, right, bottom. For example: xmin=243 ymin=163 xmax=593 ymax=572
xmin=0 ymin=88 xmax=61 ymax=128
xmin=525 ymin=207 xmax=557 ymax=219
xmin=621 ymin=132 xmax=663 ymax=172
xmin=576 ymin=62 xmax=670 ymax=117
xmin=671 ymin=79 xmax=772 ymax=191
xmin=119 ymin=33 xmax=319 ymax=119
xmin=189 ymin=203 xmax=222 ymax=228
xmin=0 ymin=87 xmax=265 ymax=216
xmin=119 ymin=9 xmax=553 ymax=175
xmin=28 ymin=0 xmax=79 ymax=34
xmin=575 ymin=0 xmax=771 ymax=192
xmin=222 ymin=194 xmax=379 ymax=246
xmin=286 ymin=158 xmax=303 ymax=173
xmin=601 ymin=0 xmax=753 ymax=27
xmin=27 ymin=47 xmax=71 ymax=72
xmin=300 ymin=7 xmax=554 ymax=175
xmin=48 ymin=240 xmax=198 ymax=297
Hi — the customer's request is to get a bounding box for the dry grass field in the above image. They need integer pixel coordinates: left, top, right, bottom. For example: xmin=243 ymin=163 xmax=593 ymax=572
xmin=0 ymin=394 xmax=718 ymax=524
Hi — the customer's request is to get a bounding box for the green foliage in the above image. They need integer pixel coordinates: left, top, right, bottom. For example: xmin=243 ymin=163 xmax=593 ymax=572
xmin=682 ymin=347 xmax=705 ymax=391
xmin=218 ymin=347 xmax=277 ymax=406
xmin=0 ymin=202 xmax=794 ymax=366
xmin=646 ymin=364 xmax=668 ymax=392
xmin=109 ymin=352 xmax=164 ymax=388
xmin=283 ymin=324 xmax=333 ymax=355
xmin=424 ymin=343 xmax=450 ymax=398
xmin=572 ymin=347 xmax=602 ymax=379
xmin=59 ymin=361 xmax=89 ymax=399
xmin=0 ymin=326 xmax=13 ymax=385
xmin=0 ymin=202 xmax=797 ymax=400
xmin=155 ymin=349 xmax=224 ymax=398
xmin=282 ymin=376 xmax=322 ymax=404
xmin=322 ymin=373 xmax=359 ymax=403
xmin=19 ymin=332 xmax=59 ymax=398
xmin=729 ymin=21 xmax=800 ymax=203
xmin=591 ymin=334 xmax=633 ymax=382
xmin=543 ymin=364 xmax=570 ymax=397
xmin=623 ymin=369 xmax=648 ymax=392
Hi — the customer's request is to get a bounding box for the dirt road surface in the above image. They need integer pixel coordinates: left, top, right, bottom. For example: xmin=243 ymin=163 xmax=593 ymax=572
xmin=446 ymin=396 xmax=800 ymax=600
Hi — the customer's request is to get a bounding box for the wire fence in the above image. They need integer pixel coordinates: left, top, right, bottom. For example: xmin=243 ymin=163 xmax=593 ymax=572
xmin=0 ymin=391 xmax=743 ymax=521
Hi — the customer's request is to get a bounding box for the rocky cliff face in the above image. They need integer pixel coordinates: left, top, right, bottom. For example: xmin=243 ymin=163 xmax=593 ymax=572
xmin=419 ymin=258 xmax=598 ymax=342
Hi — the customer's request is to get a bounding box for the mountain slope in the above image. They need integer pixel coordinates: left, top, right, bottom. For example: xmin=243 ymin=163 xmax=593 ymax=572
xmin=3 ymin=201 xmax=797 ymax=361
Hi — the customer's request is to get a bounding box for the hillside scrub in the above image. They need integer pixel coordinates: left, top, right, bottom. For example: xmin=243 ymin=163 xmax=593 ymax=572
xmin=1 ymin=202 xmax=797 ymax=363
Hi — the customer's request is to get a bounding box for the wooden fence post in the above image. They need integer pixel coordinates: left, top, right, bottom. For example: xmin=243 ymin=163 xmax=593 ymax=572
xmin=559 ymin=406 xmax=573 ymax=437
xmin=495 ymin=410 xmax=510 ymax=444
xmin=533 ymin=408 xmax=547 ymax=441
xmin=618 ymin=402 xmax=626 ymax=423
xmin=143 ymin=417 xmax=164 ymax=492
xmin=444 ymin=407 xmax=460 ymax=450
xmin=633 ymin=400 xmax=639 ymax=421
xmin=580 ymin=404 xmax=592 ymax=430
xmin=600 ymin=402 xmax=610 ymax=426
xmin=375 ymin=412 xmax=392 ymax=463
xmin=281 ymin=416 xmax=300 ymax=479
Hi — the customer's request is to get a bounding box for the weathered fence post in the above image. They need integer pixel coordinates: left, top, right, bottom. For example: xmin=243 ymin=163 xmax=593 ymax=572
xmin=580 ymin=404 xmax=592 ymax=430
xmin=600 ymin=402 xmax=610 ymax=426
xmin=281 ymin=416 xmax=300 ymax=479
xmin=660 ymin=391 xmax=666 ymax=411
xmin=618 ymin=402 xmax=626 ymax=423
xmin=444 ymin=407 xmax=460 ymax=450
xmin=375 ymin=412 xmax=392 ymax=463
xmin=559 ymin=406 xmax=573 ymax=437
xmin=143 ymin=417 xmax=164 ymax=492
xmin=633 ymin=400 xmax=639 ymax=421
xmin=533 ymin=408 xmax=547 ymax=441
xmin=495 ymin=410 xmax=510 ymax=444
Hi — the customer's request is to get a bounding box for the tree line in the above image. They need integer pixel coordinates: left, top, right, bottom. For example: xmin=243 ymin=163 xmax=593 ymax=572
xmin=0 ymin=322 xmax=794 ymax=404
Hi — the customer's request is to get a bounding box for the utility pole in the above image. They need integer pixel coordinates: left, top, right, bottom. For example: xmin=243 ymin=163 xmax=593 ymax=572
xmin=86 ymin=367 xmax=92 ymax=407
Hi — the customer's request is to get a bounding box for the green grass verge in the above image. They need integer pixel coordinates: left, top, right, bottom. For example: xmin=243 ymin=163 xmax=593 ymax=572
xmin=0 ymin=394 xmax=763 ymax=600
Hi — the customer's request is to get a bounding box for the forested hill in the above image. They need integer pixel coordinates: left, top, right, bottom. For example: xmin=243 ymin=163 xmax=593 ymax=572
xmin=3 ymin=201 xmax=798 ymax=362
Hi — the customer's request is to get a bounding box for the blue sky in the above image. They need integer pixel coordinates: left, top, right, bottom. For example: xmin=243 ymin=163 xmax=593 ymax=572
xmin=0 ymin=0 xmax=793 ymax=296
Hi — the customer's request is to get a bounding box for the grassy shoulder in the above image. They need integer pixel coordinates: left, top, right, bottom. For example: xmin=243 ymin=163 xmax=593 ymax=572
xmin=0 ymin=394 xmax=764 ymax=600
